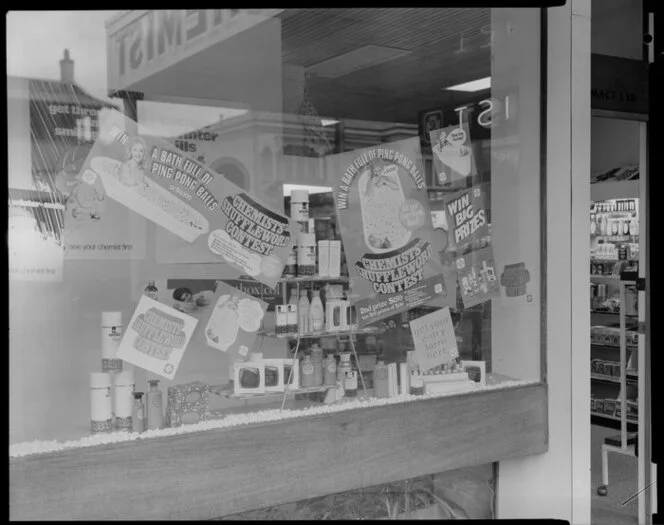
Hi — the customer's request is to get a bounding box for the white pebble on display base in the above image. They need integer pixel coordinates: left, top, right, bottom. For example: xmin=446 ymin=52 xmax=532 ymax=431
xmin=9 ymin=378 xmax=538 ymax=458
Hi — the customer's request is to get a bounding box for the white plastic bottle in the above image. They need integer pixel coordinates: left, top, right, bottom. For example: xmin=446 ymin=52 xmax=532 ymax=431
xmin=101 ymin=312 xmax=123 ymax=373
xmin=90 ymin=372 xmax=113 ymax=433
xmin=113 ymin=370 xmax=135 ymax=431
xmin=298 ymin=289 xmax=310 ymax=335
xmin=308 ymin=288 xmax=325 ymax=332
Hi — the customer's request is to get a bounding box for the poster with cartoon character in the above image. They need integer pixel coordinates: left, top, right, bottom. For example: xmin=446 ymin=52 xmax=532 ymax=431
xmin=78 ymin=109 xmax=298 ymax=288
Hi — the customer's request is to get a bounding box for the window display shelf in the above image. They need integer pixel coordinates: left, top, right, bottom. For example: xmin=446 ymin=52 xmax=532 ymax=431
xmin=259 ymin=327 xmax=384 ymax=339
xmin=213 ymin=384 xmax=335 ymax=400
xmin=280 ymin=275 xmax=349 ymax=284
xmin=590 ymin=310 xmax=638 ymax=318
xmin=9 ymin=382 xmax=547 ymax=521
xmin=591 ymin=373 xmax=638 ymax=384
xmin=591 ymin=411 xmax=637 ymax=424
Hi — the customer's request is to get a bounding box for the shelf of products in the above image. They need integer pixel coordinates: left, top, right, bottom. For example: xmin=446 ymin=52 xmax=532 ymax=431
xmin=591 ymin=411 xmax=638 ymax=424
xmin=591 ymin=373 xmax=638 ymax=384
xmin=259 ymin=326 xmax=385 ymax=340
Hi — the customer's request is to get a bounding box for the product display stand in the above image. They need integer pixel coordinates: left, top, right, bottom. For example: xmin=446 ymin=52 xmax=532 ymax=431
xmin=279 ymin=276 xmax=370 ymax=411
xmin=597 ymin=276 xmax=638 ymax=496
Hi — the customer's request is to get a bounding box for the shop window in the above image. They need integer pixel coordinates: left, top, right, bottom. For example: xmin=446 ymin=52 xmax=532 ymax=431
xmin=9 ymin=7 xmax=546 ymax=520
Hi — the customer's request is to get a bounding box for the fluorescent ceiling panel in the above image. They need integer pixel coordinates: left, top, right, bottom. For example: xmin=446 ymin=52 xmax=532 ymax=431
xmin=306 ymin=45 xmax=410 ymax=78
xmin=444 ymin=76 xmax=491 ymax=92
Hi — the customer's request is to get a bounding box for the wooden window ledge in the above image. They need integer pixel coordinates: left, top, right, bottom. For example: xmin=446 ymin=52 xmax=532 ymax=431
xmin=10 ymin=382 xmax=547 ymax=520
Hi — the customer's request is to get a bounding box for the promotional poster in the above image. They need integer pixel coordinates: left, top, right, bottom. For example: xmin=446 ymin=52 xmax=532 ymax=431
xmin=196 ymin=282 xmax=267 ymax=360
xmin=329 ymin=138 xmax=451 ymax=326
xmin=410 ymin=306 xmax=459 ymax=373
xmin=29 ymin=84 xmax=147 ymax=261
xmin=439 ymin=183 xmax=490 ymax=257
xmin=116 ymin=295 xmax=199 ymax=380
xmin=429 ymin=123 xmax=477 ymax=185
xmin=456 ymin=246 xmax=501 ymax=309
xmin=79 ymin=110 xmax=298 ymax=288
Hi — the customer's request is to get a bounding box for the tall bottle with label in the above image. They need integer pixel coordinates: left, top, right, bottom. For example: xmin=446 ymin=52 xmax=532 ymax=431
xmin=298 ymin=289 xmax=310 ymax=335
xmin=337 ymin=352 xmax=352 ymax=382
xmin=146 ymin=379 xmax=164 ymax=430
xmin=308 ymin=288 xmax=324 ymax=332
xmin=90 ymin=372 xmax=113 ymax=433
xmin=300 ymin=355 xmax=315 ymax=387
xmin=324 ymin=353 xmax=337 ymax=385
xmin=310 ymin=343 xmax=324 ymax=386
xmin=101 ymin=312 xmax=123 ymax=373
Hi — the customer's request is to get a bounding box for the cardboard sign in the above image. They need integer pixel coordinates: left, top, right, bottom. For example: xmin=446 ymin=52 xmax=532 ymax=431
xmin=329 ymin=137 xmax=451 ymax=327
xmin=441 ymin=183 xmax=490 ymax=254
xmin=456 ymin=246 xmax=501 ymax=309
xmin=409 ymin=307 xmax=459 ymax=373
xmin=197 ymin=281 xmax=267 ymax=360
xmin=429 ymin=123 xmax=477 ymax=185
xmin=79 ymin=109 xmax=298 ymax=288
xmin=117 ymin=296 xmax=198 ymax=380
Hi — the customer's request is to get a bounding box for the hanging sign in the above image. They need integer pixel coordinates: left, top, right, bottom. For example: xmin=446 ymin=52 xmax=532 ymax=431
xmin=429 ymin=123 xmax=477 ymax=185
xmin=440 ymin=183 xmax=490 ymax=255
xmin=329 ymin=137 xmax=451 ymax=326
xmin=80 ymin=109 xmax=298 ymax=288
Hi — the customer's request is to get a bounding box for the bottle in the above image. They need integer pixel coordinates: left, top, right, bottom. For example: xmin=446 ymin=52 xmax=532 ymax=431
xmin=374 ymin=360 xmax=390 ymax=398
xmin=300 ymin=355 xmax=315 ymax=387
xmin=132 ymin=392 xmax=145 ymax=433
xmin=310 ymin=343 xmax=324 ymax=386
xmin=298 ymin=289 xmax=310 ymax=335
xmin=113 ymin=370 xmax=135 ymax=431
xmin=297 ymin=232 xmax=316 ymax=276
xmin=287 ymin=304 xmax=298 ymax=334
xmin=344 ymin=370 xmax=358 ymax=398
xmin=337 ymin=352 xmax=352 ymax=382
xmin=308 ymin=288 xmax=325 ymax=332
xmin=288 ymin=288 xmax=299 ymax=305
xmin=290 ymin=189 xmax=309 ymax=222
xmin=143 ymin=281 xmax=159 ymax=301
xmin=324 ymin=353 xmax=337 ymax=385
xmin=146 ymin=379 xmax=164 ymax=430
xmin=101 ymin=312 xmax=123 ymax=373
xmin=410 ymin=371 xmax=424 ymax=396
xmin=283 ymin=242 xmax=298 ymax=278
xmin=90 ymin=372 xmax=113 ymax=433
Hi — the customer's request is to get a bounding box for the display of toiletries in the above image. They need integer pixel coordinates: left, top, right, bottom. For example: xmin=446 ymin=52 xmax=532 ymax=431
xmin=146 ymin=379 xmax=164 ymax=430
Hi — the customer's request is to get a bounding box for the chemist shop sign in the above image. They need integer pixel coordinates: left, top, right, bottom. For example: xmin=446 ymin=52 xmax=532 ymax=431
xmin=80 ymin=109 xmax=298 ymax=288
xmin=330 ymin=137 xmax=451 ymax=327
xmin=107 ymin=9 xmax=283 ymax=91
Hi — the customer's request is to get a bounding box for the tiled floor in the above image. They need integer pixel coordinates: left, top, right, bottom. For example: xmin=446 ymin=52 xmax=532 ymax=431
xmin=591 ymin=424 xmax=639 ymax=525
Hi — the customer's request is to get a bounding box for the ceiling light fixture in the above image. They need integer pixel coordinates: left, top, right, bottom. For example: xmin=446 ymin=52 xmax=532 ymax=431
xmin=443 ymin=76 xmax=491 ymax=92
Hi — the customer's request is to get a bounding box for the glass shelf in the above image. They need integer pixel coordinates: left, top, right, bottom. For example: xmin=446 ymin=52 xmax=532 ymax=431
xmin=259 ymin=326 xmax=384 ymax=339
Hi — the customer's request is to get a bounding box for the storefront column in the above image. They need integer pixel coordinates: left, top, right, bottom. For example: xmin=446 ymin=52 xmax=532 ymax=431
xmin=496 ymin=1 xmax=592 ymax=523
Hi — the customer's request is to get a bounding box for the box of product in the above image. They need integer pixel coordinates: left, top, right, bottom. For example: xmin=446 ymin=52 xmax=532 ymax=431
xmin=590 ymin=359 xmax=599 ymax=374
xmin=604 ymin=399 xmax=616 ymax=415
xmin=595 ymin=399 xmax=604 ymax=413
xmin=627 ymin=400 xmax=638 ymax=419
xmin=615 ymin=399 xmax=622 ymax=418
xmin=590 ymin=397 xmax=596 ymax=411
xmin=612 ymin=363 xmax=621 ymax=377
xmin=596 ymin=361 xmax=606 ymax=375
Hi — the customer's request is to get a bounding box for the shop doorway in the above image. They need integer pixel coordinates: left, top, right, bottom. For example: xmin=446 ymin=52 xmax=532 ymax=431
xmin=589 ymin=110 xmax=652 ymax=524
